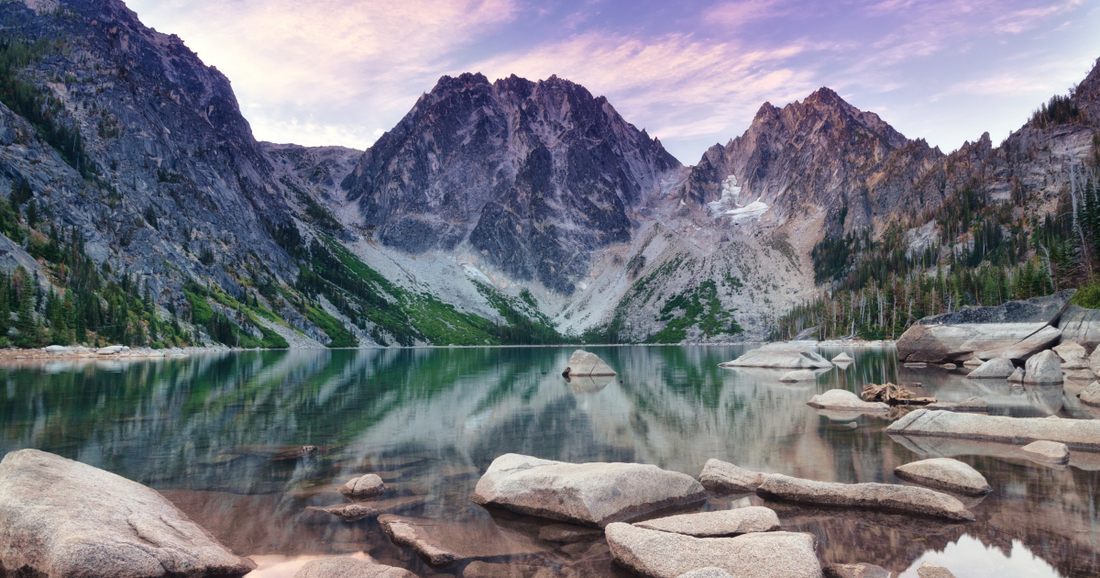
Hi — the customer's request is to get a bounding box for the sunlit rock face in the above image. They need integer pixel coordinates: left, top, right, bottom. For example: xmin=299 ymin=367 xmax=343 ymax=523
xmin=340 ymin=73 xmax=681 ymax=295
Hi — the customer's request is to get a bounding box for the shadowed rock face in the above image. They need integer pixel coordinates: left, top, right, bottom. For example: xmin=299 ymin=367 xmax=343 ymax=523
xmin=341 ymin=73 xmax=681 ymax=295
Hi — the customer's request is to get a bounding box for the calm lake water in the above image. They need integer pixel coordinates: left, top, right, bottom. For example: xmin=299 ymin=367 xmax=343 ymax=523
xmin=1 ymin=345 xmax=1098 ymax=577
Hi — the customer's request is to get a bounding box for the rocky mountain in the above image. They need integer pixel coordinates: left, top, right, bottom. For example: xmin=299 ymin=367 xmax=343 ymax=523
xmin=340 ymin=73 xmax=680 ymax=295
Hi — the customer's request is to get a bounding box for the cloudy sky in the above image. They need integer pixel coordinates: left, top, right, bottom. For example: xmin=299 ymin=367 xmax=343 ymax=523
xmin=126 ymin=0 xmax=1100 ymax=164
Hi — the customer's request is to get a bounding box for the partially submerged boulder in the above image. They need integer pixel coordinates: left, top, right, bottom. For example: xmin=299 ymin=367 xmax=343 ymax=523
xmin=966 ymin=358 xmax=1015 ymax=379
xmin=719 ymin=343 xmax=832 ymax=369
xmin=0 ymin=449 xmax=255 ymax=578
xmin=755 ymin=474 xmax=974 ymax=522
xmin=294 ymin=557 xmax=417 ymax=578
xmin=606 ymin=523 xmax=823 ymax=578
xmin=634 ymin=506 xmax=780 ymax=537
xmin=886 ymin=409 xmax=1100 ymax=450
xmin=896 ymin=323 xmax=1061 ymax=363
xmin=1023 ymin=350 xmax=1063 ymax=384
xmin=470 ymin=453 xmax=705 ymax=527
xmin=806 ymin=390 xmax=888 ymax=413
xmin=378 ymin=514 xmax=554 ymax=566
xmin=698 ymin=459 xmax=766 ymax=494
xmin=1079 ymin=381 xmax=1100 ymax=406
xmin=893 ymin=458 xmax=991 ymax=496
xmin=563 ymin=350 xmax=616 ymax=377
xmin=831 ymin=352 xmax=854 ymax=363
xmin=1020 ymin=440 xmax=1069 ymax=464
xmin=339 ymin=473 xmax=386 ymax=500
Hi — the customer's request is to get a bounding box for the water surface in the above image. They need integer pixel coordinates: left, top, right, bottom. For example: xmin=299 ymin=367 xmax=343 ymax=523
xmin=1 ymin=346 xmax=1097 ymax=577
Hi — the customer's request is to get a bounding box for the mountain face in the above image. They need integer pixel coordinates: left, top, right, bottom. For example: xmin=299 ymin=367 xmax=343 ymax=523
xmin=340 ymin=73 xmax=680 ymax=295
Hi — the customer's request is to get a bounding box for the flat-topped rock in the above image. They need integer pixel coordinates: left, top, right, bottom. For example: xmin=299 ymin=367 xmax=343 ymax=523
xmin=779 ymin=370 xmax=818 ymax=382
xmin=893 ymin=458 xmax=991 ymax=496
xmin=378 ymin=514 xmax=554 ymax=566
xmin=966 ymin=358 xmax=1015 ymax=379
xmin=916 ymin=561 xmax=957 ymax=578
xmin=918 ymin=291 xmax=1074 ymax=325
xmin=0 ymin=449 xmax=255 ymax=578
xmin=471 ymin=453 xmax=705 ymax=527
xmin=896 ymin=323 xmax=1060 ymax=363
xmin=634 ymin=506 xmax=780 ymax=537
xmin=1023 ymin=350 xmax=1062 ymax=384
xmin=1079 ymin=381 xmax=1100 ymax=406
xmin=1021 ymin=440 xmax=1070 ymax=464
xmin=606 ymin=523 xmax=822 ymax=578
xmin=719 ymin=343 xmax=832 ymax=369
xmin=807 ymin=390 xmax=889 ymax=412
xmin=294 ymin=557 xmax=417 ymax=578
xmin=339 ymin=474 xmax=386 ymax=500
xmin=699 ymin=459 xmax=766 ymax=494
xmin=823 ymin=563 xmax=891 ymax=578
xmin=756 ymin=474 xmax=974 ymax=522
xmin=886 ymin=409 xmax=1100 ymax=450
xmin=563 ymin=350 xmax=616 ymax=377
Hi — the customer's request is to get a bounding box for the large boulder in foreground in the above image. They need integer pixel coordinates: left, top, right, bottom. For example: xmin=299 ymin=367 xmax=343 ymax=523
xmin=471 ymin=453 xmax=705 ymax=527
xmin=0 ymin=449 xmax=255 ymax=578
xmin=896 ymin=323 xmax=1060 ymax=363
xmin=563 ymin=350 xmax=616 ymax=377
xmin=885 ymin=409 xmax=1100 ymax=450
xmin=893 ymin=458 xmax=991 ymax=496
xmin=698 ymin=459 xmax=766 ymax=494
xmin=755 ymin=474 xmax=974 ymax=522
xmin=719 ymin=343 xmax=832 ymax=369
xmin=1023 ymin=350 xmax=1063 ymax=384
xmin=917 ymin=291 xmax=1074 ymax=325
xmin=634 ymin=506 xmax=780 ymax=537
xmin=294 ymin=557 xmax=416 ymax=578
xmin=606 ymin=522 xmax=822 ymax=578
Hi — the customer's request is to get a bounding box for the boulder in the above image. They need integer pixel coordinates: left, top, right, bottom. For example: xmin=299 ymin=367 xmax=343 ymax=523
xmin=965 ymin=358 xmax=1015 ymax=379
xmin=1023 ymin=350 xmax=1062 ymax=384
xmin=0 ymin=449 xmax=255 ymax=578
xmin=634 ymin=506 xmax=780 ymax=537
xmin=1007 ymin=367 xmax=1025 ymax=383
xmin=43 ymin=345 xmax=71 ymax=355
xmin=470 ymin=454 xmax=705 ymax=527
xmin=1020 ymin=440 xmax=1069 ymax=464
xmin=606 ymin=523 xmax=822 ymax=578
xmin=698 ymin=459 xmax=766 ymax=494
xmin=755 ymin=474 xmax=974 ymax=522
xmin=1090 ymin=344 xmax=1100 ymax=378
xmin=678 ymin=569 xmax=734 ymax=578
xmin=779 ymin=370 xmax=818 ymax=383
xmin=298 ymin=495 xmax=433 ymax=524
xmin=893 ymin=458 xmax=991 ymax=496
xmin=823 ymin=564 xmax=891 ymax=578
xmin=916 ymin=561 xmax=957 ymax=578
xmin=378 ymin=514 xmax=554 ymax=566
xmin=1053 ymin=341 xmax=1089 ymax=369
xmin=1078 ymin=381 xmax=1100 ymax=406
xmin=962 ymin=358 xmax=984 ymax=368
xmin=96 ymin=345 xmax=125 ymax=355
xmin=896 ymin=322 xmax=1061 ymax=363
xmin=339 ymin=474 xmax=386 ymax=500
xmin=1056 ymin=305 xmax=1100 ymax=349
xmin=563 ymin=350 xmax=616 ymax=377
xmin=806 ymin=390 xmax=889 ymax=413
xmin=294 ymin=557 xmax=417 ymax=578
xmin=885 ymin=409 xmax=1100 ymax=450
xmin=831 ymin=353 xmax=853 ymax=363
xmin=719 ymin=343 xmax=832 ymax=369
xmin=917 ymin=291 xmax=1074 ymax=325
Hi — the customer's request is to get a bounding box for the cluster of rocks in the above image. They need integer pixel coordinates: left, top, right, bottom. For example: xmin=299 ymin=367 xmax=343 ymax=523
xmin=718 ymin=343 xmax=862 ymax=384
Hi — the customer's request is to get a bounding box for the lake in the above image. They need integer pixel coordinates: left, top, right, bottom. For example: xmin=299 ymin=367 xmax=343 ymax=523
xmin=1 ymin=345 xmax=1097 ymax=577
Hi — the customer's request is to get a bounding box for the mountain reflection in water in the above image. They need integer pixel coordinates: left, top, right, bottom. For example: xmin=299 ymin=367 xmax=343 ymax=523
xmin=1 ymin=346 xmax=1097 ymax=577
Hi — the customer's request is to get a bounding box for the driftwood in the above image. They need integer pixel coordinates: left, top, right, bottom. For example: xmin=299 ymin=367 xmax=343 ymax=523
xmin=861 ymin=383 xmax=936 ymax=406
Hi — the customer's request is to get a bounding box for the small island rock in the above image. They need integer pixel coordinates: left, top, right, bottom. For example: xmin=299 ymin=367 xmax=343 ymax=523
xmin=1021 ymin=440 xmax=1070 ymax=464
xmin=563 ymin=350 xmax=616 ymax=377
xmin=807 ymin=390 xmax=889 ymax=412
xmin=893 ymin=458 xmax=991 ymax=496
xmin=719 ymin=343 xmax=832 ymax=369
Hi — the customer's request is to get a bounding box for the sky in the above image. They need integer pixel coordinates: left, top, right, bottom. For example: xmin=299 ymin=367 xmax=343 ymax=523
xmin=125 ymin=0 xmax=1100 ymax=164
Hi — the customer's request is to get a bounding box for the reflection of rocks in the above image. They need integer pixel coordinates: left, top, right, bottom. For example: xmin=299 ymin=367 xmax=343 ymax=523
xmin=471 ymin=454 xmax=705 ymax=527
xmin=699 ymin=459 xmax=765 ymax=494
xmin=893 ymin=458 xmax=990 ymax=496
xmin=564 ymin=350 xmax=616 ymax=377
xmin=340 ymin=474 xmax=387 ymax=500
xmin=294 ymin=556 xmax=417 ymax=578
xmin=634 ymin=506 xmax=780 ymax=537
xmin=606 ymin=523 xmax=822 ymax=578
xmin=807 ymin=390 xmax=888 ymax=413
xmin=378 ymin=514 xmax=555 ymax=566
xmin=719 ymin=343 xmax=832 ymax=369
xmin=567 ymin=375 xmax=614 ymax=394
xmin=0 ymin=449 xmax=256 ymax=578
xmin=885 ymin=409 xmax=1100 ymax=450
xmin=1020 ymin=440 xmax=1070 ymax=464
xmin=756 ymin=474 xmax=974 ymax=522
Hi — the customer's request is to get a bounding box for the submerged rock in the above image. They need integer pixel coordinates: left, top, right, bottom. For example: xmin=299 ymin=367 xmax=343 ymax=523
xmin=756 ymin=474 xmax=974 ymax=522
xmin=378 ymin=514 xmax=554 ymax=566
xmin=537 ymin=523 xmax=604 ymax=543
xmin=699 ymin=459 xmax=766 ymax=494
xmin=779 ymin=370 xmax=818 ymax=382
xmin=823 ymin=563 xmax=891 ymax=578
xmin=807 ymin=390 xmax=889 ymax=412
xmin=0 ymin=449 xmax=255 ymax=578
xmin=471 ymin=453 xmax=705 ymax=527
xmin=1023 ymin=350 xmax=1063 ymax=384
xmin=893 ymin=458 xmax=991 ymax=496
xmin=339 ymin=473 xmax=386 ymax=500
xmin=563 ymin=350 xmax=616 ymax=377
xmin=634 ymin=506 xmax=780 ymax=537
xmin=606 ymin=523 xmax=822 ymax=578
xmin=1020 ymin=440 xmax=1070 ymax=464
xmin=294 ymin=557 xmax=416 ymax=578
xmin=966 ymin=358 xmax=1015 ymax=379
xmin=886 ymin=409 xmax=1100 ymax=450
xmin=719 ymin=343 xmax=832 ymax=369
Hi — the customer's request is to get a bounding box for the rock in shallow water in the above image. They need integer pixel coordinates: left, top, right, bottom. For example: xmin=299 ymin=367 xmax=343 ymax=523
xmin=719 ymin=343 xmax=832 ymax=369
xmin=1079 ymin=381 xmax=1100 ymax=406
xmin=634 ymin=506 xmax=780 ymax=537
xmin=806 ymin=390 xmax=889 ymax=412
xmin=779 ymin=369 xmax=818 ymax=382
xmin=1020 ymin=440 xmax=1070 ymax=464
xmin=886 ymin=409 xmax=1100 ymax=450
xmin=378 ymin=514 xmax=554 ymax=566
xmin=756 ymin=474 xmax=974 ymax=522
xmin=339 ymin=473 xmax=386 ymax=500
xmin=916 ymin=561 xmax=957 ymax=578
xmin=1023 ymin=350 xmax=1063 ymax=384
xmin=893 ymin=458 xmax=991 ymax=496
xmin=0 ymin=449 xmax=255 ymax=578
xmin=294 ymin=556 xmax=417 ymax=578
xmin=564 ymin=350 xmax=616 ymax=376
xmin=698 ymin=459 xmax=766 ymax=494
xmin=471 ymin=453 xmax=705 ymax=527
xmin=606 ymin=523 xmax=822 ymax=578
